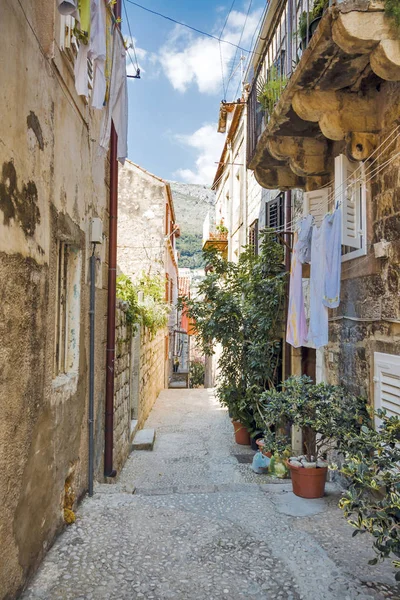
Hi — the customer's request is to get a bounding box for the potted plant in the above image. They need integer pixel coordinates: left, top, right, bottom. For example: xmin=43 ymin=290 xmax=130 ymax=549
xmin=338 ymin=409 xmax=400 ymax=579
xmin=298 ymin=0 xmax=329 ymax=50
xmin=256 ymin=376 xmax=369 ymax=498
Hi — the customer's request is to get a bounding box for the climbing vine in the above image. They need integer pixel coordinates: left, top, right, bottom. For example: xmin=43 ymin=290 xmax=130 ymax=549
xmin=116 ymin=273 xmax=170 ymax=336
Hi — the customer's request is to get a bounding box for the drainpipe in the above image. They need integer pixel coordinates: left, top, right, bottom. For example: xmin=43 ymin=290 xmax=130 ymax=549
xmin=104 ymin=0 xmax=121 ymax=478
xmin=89 ymin=246 xmax=96 ymax=496
xmin=284 ymin=190 xmax=292 ymax=379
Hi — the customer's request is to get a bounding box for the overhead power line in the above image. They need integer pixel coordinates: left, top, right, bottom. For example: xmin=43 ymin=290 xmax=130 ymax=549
xmin=219 ymin=1 xmax=236 ymax=101
xmin=125 ymin=0 xmax=255 ymax=54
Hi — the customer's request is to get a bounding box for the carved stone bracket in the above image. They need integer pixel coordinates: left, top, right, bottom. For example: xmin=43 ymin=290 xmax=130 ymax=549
xmin=267 ymin=136 xmax=330 ymax=176
xmin=332 ymin=11 xmax=400 ymax=81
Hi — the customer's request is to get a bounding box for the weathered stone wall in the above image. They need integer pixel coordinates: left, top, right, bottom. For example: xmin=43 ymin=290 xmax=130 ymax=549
xmin=325 ymin=81 xmax=400 ymax=402
xmin=138 ymin=327 xmax=167 ymax=428
xmin=113 ymin=304 xmax=133 ymax=473
xmin=0 ymin=3 xmax=108 ymax=598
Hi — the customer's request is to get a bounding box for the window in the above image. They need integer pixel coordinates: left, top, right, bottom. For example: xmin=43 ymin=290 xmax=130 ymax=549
xmin=59 ymin=14 xmax=93 ymax=93
xmin=54 ymin=242 xmax=82 ymax=378
xmin=374 ymin=352 xmax=400 ymax=427
xmin=303 ymin=154 xmax=367 ymax=262
xmin=249 ymin=220 xmax=259 ymax=255
xmin=303 ymin=187 xmax=331 ymax=227
xmin=335 ymin=155 xmax=367 ymax=262
xmin=266 ymin=193 xmax=284 ymax=230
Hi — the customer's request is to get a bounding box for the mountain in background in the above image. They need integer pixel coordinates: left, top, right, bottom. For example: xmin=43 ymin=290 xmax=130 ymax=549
xmin=169 ymin=181 xmax=215 ymax=269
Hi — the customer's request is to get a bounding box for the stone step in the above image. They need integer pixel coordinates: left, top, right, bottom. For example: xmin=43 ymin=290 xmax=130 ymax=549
xmin=131 ymin=428 xmax=156 ymax=451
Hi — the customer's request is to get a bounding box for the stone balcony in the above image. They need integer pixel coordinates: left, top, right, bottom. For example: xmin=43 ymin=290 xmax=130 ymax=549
xmin=248 ymin=0 xmax=400 ymax=191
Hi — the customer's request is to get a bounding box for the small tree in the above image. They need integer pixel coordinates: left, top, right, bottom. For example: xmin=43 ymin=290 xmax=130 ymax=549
xmin=182 ymin=230 xmax=286 ymax=427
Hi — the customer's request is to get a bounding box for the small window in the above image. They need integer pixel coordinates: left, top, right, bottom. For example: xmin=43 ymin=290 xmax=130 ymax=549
xmin=54 ymin=242 xmax=82 ymax=378
xmin=249 ymin=220 xmax=259 ymax=255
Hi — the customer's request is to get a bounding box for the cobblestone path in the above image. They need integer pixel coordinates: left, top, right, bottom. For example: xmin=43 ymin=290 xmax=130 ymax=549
xmin=23 ymin=389 xmax=399 ymax=600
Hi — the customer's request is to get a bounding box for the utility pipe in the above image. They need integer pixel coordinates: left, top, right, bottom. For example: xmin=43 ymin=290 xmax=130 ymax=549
xmin=104 ymin=0 xmax=121 ymax=479
xmin=284 ymin=190 xmax=292 ymax=379
xmin=89 ymin=246 xmax=96 ymax=495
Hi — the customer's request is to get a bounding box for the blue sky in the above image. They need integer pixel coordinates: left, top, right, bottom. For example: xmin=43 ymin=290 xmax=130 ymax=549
xmin=121 ymin=0 xmax=265 ymax=185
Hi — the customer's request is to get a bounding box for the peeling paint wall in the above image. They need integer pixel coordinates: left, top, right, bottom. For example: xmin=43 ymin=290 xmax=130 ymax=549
xmin=0 ymin=3 xmax=109 ymax=598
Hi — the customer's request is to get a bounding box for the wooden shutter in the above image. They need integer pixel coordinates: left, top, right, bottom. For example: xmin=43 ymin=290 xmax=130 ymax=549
xmin=303 ymin=188 xmax=330 ymax=226
xmin=266 ymin=194 xmax=284 ymax=229
xmin=374 ymin=352 xmax=400 ymax=427
xmin=335 ymin=154 xmax=362 ymax=249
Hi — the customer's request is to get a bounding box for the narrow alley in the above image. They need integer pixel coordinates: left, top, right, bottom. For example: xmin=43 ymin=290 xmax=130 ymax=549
xmin=23 ymin=390 xmax=397 ymax=600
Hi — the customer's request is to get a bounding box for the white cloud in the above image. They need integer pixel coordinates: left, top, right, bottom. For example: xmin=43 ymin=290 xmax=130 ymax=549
xmin=173 ymin=124 xmax=225 ymax=185
xmin=157 ymin=7 xmax=263 ymax=96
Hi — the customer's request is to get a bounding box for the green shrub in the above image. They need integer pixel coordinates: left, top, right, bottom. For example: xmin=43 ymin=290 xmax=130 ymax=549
xmin=189 ymin=360 xmax=205 ymax=388
xmin=338 ymin=410 xmax=400 ymax=578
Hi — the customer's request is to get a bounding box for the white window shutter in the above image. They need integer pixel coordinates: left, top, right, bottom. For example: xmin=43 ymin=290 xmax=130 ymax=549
xmin=303 ymin=187 xmax=330 ymax=226
xmin=374 ymin=352 xmax=400 ymax=428
xmin=335 ymin=154 xmax=362 ymax=249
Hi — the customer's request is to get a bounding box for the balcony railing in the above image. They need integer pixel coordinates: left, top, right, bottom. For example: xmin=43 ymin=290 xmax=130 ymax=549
xmin=247 ymin=0 xmax=332 ymax=166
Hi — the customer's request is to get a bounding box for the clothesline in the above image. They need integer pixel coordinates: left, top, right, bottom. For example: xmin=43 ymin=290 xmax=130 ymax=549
xmin=268 ymin=138 xmax=400 ymax=235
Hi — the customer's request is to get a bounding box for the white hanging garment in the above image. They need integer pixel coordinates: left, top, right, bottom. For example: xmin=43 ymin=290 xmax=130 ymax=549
xmin=57 ymin=0 xmax=79 ymax=19
xmin=74 ymin=41 xmax=90 ymax=97
xmin=308 ymin=220 xmax=328 ymax=348
xmin=89 ymin=0 xmax=107 ymax=109
xmin=323 ymin=206 xmax=342 ymax=308
xmin=99 ymin=30 xmax=128 ymax=163
xmin=286 ymin=216 xmax=313 ymax=348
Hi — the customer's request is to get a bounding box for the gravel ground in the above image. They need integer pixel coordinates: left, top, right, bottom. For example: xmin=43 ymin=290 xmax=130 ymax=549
xmin=22 ymin=388 xmax=400 ymax=600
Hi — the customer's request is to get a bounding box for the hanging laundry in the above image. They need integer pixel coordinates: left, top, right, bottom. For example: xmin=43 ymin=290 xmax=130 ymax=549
xmin=75 ymin=0 xmax=91 ymax=43
xmin=308 ymin=219 xmax=329 ymax=348
xmin=286 ymin=215 xmax=313 ymax=348
xmin=104 ymin=4 xmax=113 ymax=103
xmin=74 ymin=41 xmax=90 ymax=97
xmin=57 ymin=0 xmax=79 ymax=20
xmin=89 ymin=0 xmax=107 ymax=109
xmin=99 ymin=29 xmax=128 ymax=163
xmin=323 ymin=206 xmax=342 ymax=309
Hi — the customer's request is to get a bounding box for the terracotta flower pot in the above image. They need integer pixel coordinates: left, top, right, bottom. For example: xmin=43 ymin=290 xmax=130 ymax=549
xmin=287 ymin=460 xmax=328 ymax=499
xmin=232 ymin=421 xmax=250 ymax=445
xmin=255 ymin=438 xmax=272 ymax=458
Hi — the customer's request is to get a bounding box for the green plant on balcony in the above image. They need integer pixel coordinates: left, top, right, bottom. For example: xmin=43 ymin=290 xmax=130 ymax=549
xmin=216 ymin=222 xmax=228 ymax=235
xmin=297 ymin=0 xmax=329 ymax=46
xmin=257 ymin=68 xmax=287 ymax=117
xmin=385 ymin=0 xmax=400 ymax=30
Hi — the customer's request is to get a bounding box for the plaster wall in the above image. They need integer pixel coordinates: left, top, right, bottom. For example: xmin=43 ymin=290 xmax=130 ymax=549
xmin=0 ymin=4 xmax=109 ymax=598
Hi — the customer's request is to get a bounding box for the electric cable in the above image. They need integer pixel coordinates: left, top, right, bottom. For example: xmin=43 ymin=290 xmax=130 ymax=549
xmin=123 ymin=0 xmax=139 ymax=69
xmin=225 ymin=0 xmax=253 ymax=99
xmin=125 ymin=0 xmax=257 ymax=54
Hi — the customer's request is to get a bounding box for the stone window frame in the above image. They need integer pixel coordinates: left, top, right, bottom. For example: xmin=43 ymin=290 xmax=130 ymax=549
xmin=53 ymin=240 xmax=82 ymax=385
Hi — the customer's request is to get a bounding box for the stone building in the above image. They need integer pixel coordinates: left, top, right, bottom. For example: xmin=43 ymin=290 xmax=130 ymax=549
xmin=118 ymin=161 xmax=180 ymax=420
xmin=0 ymin=2 xmax=114 ymax=597
xmin=246 ymin=0 xmax=400 ymax=414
